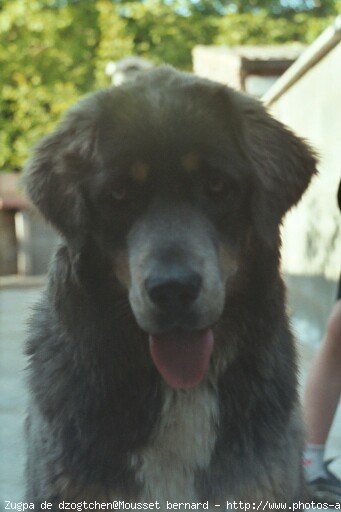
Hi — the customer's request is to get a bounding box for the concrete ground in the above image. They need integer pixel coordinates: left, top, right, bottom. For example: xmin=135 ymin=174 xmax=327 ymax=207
xmin=0 ymin=285 xmax=340 ymax=507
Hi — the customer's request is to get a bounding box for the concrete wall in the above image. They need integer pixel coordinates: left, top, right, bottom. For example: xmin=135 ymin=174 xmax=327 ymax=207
xmin=270 ymin=42 xmax=341 ymax=281
xmin=268 ymin=41 xmax=341 ymax=341
xmin=15 ymin=210 xmax=59 ymax=276
xmin=0 ymin=211 xmax=17 ymax=275
xmin=193 ymin=46 xmax=243 ymax=89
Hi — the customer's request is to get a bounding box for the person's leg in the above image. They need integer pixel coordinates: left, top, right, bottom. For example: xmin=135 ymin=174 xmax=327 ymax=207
xmin=303 ymin=299 xmax=341 ymax=492
xmin=304 ymin=300 xmax=341 ymax=446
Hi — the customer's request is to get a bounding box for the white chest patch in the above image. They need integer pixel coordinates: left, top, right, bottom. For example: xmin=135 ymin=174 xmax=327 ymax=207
xmin=131 ymin=382 xmax=219 ymax=503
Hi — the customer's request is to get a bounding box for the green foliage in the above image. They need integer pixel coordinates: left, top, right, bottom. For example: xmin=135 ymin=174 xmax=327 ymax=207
xmin=0 ymin=0 xmax=339 ymax=172
xmin=120 ymin=2 xmax=217 ymax=69
xmin=0 ymin=0 xmax=100 ymax=171
xmin=95 ymin=0 xmax=135 ymax=87
xmin=214 ymin=11 xmax=336 ymax=46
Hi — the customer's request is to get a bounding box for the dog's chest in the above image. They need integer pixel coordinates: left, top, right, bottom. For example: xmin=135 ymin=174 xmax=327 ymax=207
xmin=130 ymin=384 xmax=219 ymax=503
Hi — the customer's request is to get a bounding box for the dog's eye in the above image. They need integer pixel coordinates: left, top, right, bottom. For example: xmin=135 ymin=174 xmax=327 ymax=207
xmin=112 ymin=186 xmax=126 ymax=201
xmin=208 ymin=177 xmax=225 ymax=194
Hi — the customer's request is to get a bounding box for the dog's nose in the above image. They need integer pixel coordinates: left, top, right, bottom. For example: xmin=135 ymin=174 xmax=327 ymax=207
xmin=145 ymin=271 xmax=202 ymax=309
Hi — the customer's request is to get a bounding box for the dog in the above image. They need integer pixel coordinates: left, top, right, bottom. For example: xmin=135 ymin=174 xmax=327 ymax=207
xmin=24 ymin=66 xmax=317 ymax=509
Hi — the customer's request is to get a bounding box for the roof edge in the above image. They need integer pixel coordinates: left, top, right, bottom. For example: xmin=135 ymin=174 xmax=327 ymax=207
xmin=262 ymin=16 xmax=341 ymax=107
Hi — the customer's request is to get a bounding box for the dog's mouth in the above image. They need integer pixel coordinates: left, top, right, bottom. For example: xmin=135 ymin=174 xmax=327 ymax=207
xmin=149 ymin=327 xmax=214 ymax=389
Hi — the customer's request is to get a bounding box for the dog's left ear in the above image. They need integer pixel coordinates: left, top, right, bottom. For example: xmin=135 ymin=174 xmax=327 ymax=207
xmin=23 ymin=101 xmax=99 ymax=253
xmin=238 ymin=97 xmax=318 ymax=246
xmin=23 ymin=99 xmax=102 ymax=281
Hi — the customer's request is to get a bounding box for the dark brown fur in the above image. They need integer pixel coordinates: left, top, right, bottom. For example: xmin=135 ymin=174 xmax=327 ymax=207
xmin=24 ymin=67 xmax=317 ymax=509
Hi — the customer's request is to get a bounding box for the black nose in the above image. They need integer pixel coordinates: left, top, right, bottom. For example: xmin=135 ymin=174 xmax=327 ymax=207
xmin=145 ymin=271 xmax=202 ymax=310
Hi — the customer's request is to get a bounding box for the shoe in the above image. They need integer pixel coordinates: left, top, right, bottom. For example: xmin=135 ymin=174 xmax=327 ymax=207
xmin=308 ymin=458 xmax=341 ymax=504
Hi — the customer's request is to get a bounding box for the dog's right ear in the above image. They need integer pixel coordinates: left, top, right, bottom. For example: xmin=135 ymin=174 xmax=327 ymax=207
xmin=235 ymin=95 xmax=317 ymax=247
xmin=24 ymin=102 xmax=97 ymax=249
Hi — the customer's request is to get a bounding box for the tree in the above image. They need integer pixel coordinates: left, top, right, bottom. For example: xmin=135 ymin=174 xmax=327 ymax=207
xmin=0 ymin=0 xmax=101 ymax=171
xmin=1 ymin=0 xmax=339 ymax=173
xmin=214 ymin=10 xmax=337 ymax=46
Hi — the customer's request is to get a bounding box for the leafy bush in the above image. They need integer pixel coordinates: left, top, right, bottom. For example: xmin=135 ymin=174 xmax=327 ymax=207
xmin=215 ymin=11 xmax=336 ymax=46
xmin=0 ymin=0 xmax=338 ymax=172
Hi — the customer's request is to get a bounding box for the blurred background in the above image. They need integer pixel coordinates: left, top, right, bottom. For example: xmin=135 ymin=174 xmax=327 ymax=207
xmin=0 ymin=0 xmax=340 ymax=504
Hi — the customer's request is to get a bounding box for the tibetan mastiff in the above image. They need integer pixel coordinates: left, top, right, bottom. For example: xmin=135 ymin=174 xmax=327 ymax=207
xmin=24 ymin=66 xmax=317 ymax=508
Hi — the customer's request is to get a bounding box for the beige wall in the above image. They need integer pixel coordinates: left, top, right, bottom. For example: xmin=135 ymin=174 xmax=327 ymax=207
xmin=269 ymin=42 xmax=341 ymax=281
xmin=192 ymin=46 xmax=243 ymax=89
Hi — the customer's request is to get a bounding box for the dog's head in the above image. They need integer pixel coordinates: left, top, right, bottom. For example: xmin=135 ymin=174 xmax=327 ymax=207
xmin=25 ymin=67 xmax=317 ymax=389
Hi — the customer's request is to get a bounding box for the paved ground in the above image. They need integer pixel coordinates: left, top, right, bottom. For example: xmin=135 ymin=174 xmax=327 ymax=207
xmin=0 ymin=287 xmax=38 ymax=505
xmin=0 ymin=286 xmax=340 ymax=507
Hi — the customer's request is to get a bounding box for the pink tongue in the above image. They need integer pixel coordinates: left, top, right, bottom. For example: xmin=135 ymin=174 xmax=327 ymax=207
xmin=149 ymin=328 xmax=214 ymax=389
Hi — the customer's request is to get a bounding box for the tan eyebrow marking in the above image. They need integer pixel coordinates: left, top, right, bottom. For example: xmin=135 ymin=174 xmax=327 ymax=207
xmin=130 ymin=161 xmax=149 ymax=183
xmin=181 ymin=152 xmax=201 ymax=173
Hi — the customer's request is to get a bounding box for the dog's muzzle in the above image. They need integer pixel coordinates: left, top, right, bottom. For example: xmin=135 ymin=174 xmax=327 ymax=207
xmin=143 ymin=269 xmax=214 ymax=390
